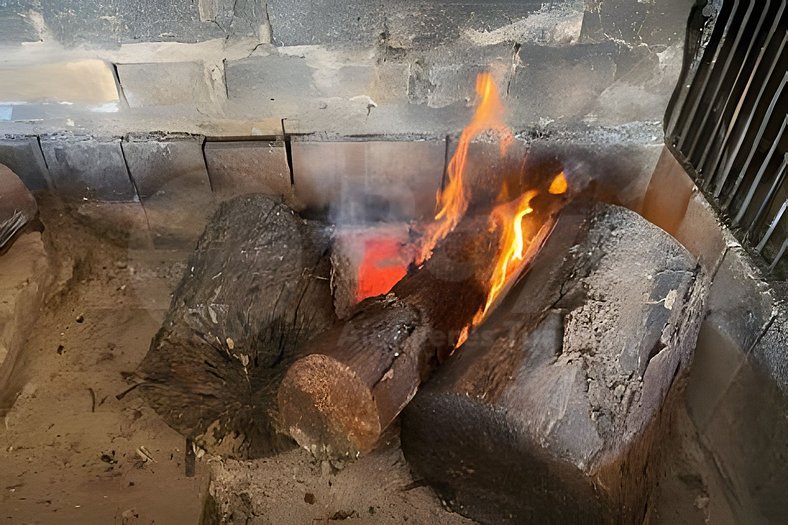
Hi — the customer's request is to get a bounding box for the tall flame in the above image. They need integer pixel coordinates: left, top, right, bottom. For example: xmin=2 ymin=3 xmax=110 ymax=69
xmin=418 ymin=73 xmax=513 ymax=263
xmin=416 ymin=71 xmax=569 ymax=348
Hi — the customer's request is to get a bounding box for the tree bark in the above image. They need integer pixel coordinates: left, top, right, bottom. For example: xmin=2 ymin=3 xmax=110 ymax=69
xmin=400 ymin=202 xmax=708 ymax=524
xmin=136 ymin=194 xmax=336 ymax=458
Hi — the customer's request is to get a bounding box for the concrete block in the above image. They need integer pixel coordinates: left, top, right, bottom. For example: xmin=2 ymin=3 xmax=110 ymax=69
xmin=313 ymin=65 xmax=375 ymax=98
xmin=117 ymin=62 xmax=212 ymax=109
xmin=267 ymin=0 xmax=386 ymax=47
xmin=122 ymin=136 xmax=215 ymax=248
xmin=38 ymin=0 xmax=221 ymax=46
xmin=580 ymin=0 xmax=693 ymax=48
xmin=291 ymin=138 xmax=446 ymax=222
xmin=409 ymin=43 xmax=516 ymax=108
xmin=0 ymin=60 xmax=119 ymax=106
xmin=0 ymin=137 xmax=50 ymax=191
xmin=204 ymin=140 xmax=291 ymax=201
xmin=224 ymin=55 xmax=317 ymax=114
xmin=509 ymin=43 xmax=617 ymax=124
xmin=3 ymin=1 xmax=268 ymax=47
xmin=0 ymin=3 xmax=39 ymax=44
xmin=267 ymin=0 xmax=560 ymax=48
xmin=385 ymin=0 xmax=551 ymax=48
xmin=40 ymin=136 xmax=136 ymax=201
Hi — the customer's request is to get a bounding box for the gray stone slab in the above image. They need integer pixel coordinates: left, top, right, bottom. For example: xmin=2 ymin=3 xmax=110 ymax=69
xmin=291 ymin=138 xmax=446 ymax=222
xmin=224 ymin=54 xmax=317 ymax=111
xmin=26 ymin=0 xmax=265 ymax=47
xmin=267 ymin=0 xmax=386 ymax=47
xmin=204 ymin=140 xmax=291 ymax=201
xmin=122 ymin=136 xmax=215 ymax=248
xmin=0 ymin=1 xmax=39 ymax=44
xmin=408 ymin=42 xmax=517 ymax=108
xmin=580 ymin=0 xmax=693 ymax=48
xmin=509 ymin=43 xmax=618 ymax=123
xmin=267 ymin=0 xmax=549 ymax=47
xmin=117 ymin=62 xmax=212 ymax=109
xmin=40 ymin=136 xmax=136 ymax=201
xmin=385 ymin=0 xmax=548 ymax=48
xmin=0 ymin=137 xmax=51 ymax=191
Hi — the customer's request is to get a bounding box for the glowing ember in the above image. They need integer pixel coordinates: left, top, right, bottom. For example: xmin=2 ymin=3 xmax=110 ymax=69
xmin=549 ymin=171 xmax=568 ymax=195
xmin=356 ymin=237 xmax=410 ymax=302
xmin=418 ymin=72 xmax=513 ymax=263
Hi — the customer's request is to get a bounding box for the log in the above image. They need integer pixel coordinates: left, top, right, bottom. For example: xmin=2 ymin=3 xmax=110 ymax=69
xmin=278 ymin=188 xmax=566 ymax=460
xmin=136 ymin=194 xmax=336 ymax=458
xmin=400 ymin=202 xmax=708 ymax=524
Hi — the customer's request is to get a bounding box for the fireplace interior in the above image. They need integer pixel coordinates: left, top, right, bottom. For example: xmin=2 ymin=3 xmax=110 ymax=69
xmin=0 ymin=1 xmax=786 ymax=524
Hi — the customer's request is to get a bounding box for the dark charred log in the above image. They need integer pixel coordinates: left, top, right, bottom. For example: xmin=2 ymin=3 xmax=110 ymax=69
xmin=400 ymin=202 xmax=708 ymax=524
xmin=136 ymin=194 xmax=336 ymax=458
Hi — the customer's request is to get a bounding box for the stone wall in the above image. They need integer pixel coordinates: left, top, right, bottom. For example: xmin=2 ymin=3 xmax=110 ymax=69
xmin=0 ymin=0 xmax=694 ymax=207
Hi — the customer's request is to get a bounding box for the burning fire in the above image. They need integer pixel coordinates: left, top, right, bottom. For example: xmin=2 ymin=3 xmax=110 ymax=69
xmin=418 ymin=73 xmax=514 ymax=263
xmin=350 ymin=71 xmax=568 ymax=347
xmin=422 ymin=72 xmax=569 ymax=345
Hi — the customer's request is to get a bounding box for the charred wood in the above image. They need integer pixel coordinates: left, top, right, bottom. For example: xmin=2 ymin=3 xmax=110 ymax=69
xmin=136 ymin=194 xmax=336 ymax=458
xmin=400 ymin=202 xmax=708 ymax=524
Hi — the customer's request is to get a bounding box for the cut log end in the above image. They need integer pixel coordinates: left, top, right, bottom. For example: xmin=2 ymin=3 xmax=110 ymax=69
xmin=278 ymin=353 xmax=381 ymax=459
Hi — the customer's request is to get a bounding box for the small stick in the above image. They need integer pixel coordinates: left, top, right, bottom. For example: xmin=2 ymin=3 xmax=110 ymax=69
xmin=87 ymin=388 xmax=96 ymax=412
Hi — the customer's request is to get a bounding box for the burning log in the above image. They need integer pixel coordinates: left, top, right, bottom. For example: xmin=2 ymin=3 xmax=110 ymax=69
xmin=277 ymin=187 xmax=565 ymax=460
xmin=400 ymin=202 xmax=708 ymax=524
xmin=136 ymin=194 xmax=336 ymax=458
xmin=278 ymin=72 xmax=574 ymax=461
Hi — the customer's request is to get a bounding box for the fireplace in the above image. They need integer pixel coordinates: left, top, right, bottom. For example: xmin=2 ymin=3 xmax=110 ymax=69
xmin=0 ymin=1 xmax=786 ymax=524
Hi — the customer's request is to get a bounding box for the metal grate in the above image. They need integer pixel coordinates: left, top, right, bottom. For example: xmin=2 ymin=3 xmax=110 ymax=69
xmin=666 ymin=0 xmax=787 ymax=276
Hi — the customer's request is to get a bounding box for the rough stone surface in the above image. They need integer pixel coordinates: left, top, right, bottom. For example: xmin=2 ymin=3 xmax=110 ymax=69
xmin=0 ymin=137 xmax=50 ymax=191
xmin=509 ymin=43 xmax=617 ymax=124
xmin=204 ymin=140 xmax=292 ymax=201
xmin=121 ymin=136 xmax=215 ymax=247
xmin=40 ymin=136 xmax=136 ymax=201
xmin=291 ymin=138 xmax=445 ymax=222
xmin=581 ymin=0 xmax=694 ymax=48
xmin=267 ymin=0 xmax=556 ymax=47
xmin=0 ymin=0 xmax=267 ymax=47
xmin=0 ymin=2 xmax=39 ymax=44
xmin=224 ymin=54 xmax=317 ymax=115
xmin=117 ymin=62 xmax=213 ymax=109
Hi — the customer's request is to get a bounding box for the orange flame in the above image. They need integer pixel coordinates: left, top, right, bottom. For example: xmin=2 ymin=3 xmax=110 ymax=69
xmin=418 ymin=73 xmax=513 ymax=263
xmin=414 ymin=71 xmax=569 ymax=349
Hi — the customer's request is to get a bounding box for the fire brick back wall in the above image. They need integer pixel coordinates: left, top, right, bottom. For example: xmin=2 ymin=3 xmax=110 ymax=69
xmin=0 ymin=0 xmax=693 ymax=138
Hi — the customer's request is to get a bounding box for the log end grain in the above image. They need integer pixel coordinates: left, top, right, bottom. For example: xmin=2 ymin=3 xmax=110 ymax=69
xmin=278 ymin=353 xmax=381 ymax=459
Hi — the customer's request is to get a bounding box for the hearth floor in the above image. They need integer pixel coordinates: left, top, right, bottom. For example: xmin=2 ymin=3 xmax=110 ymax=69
xmin=0 ymin=202 xmax=470 ymax=525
